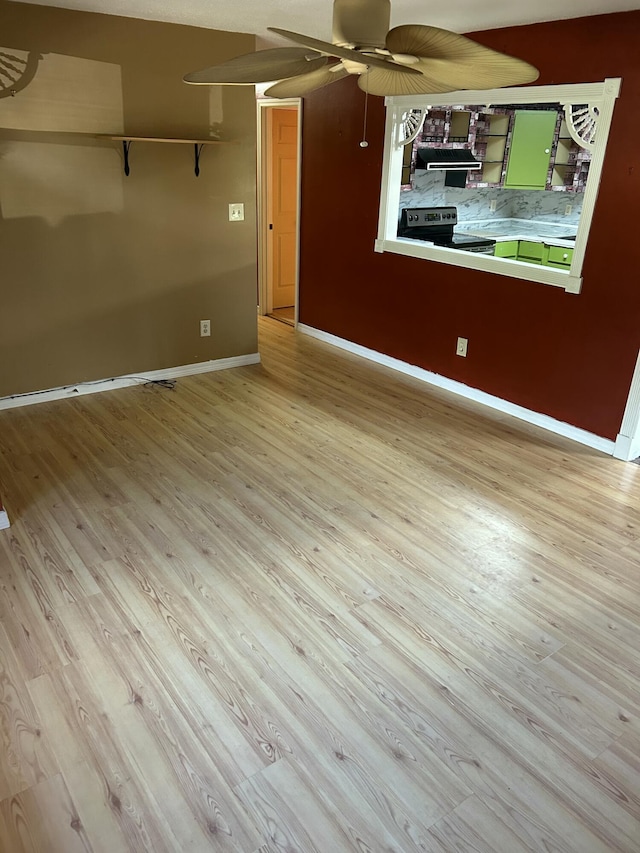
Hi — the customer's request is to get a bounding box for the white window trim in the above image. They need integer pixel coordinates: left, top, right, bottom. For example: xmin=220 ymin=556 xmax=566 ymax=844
xmin=376 ymin=79 xmax=621 ymax=294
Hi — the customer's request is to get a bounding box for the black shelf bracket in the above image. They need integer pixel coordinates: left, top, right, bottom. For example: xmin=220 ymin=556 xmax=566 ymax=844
xmin=122 ymin=140 xmax=132 ymax=176
xmin=194 ymin=143 xmax=205 ymax=177
xmin=112 ymin=137 xmax=217 ymax=176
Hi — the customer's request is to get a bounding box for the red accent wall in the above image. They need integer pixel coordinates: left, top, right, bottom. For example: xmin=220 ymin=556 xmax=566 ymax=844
xmin=298 ymin=11 xmax=640 ymax=440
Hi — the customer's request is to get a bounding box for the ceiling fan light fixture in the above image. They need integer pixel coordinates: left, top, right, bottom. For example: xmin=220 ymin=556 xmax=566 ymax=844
xmin=388 ymin=53 xmax=421 ymax=65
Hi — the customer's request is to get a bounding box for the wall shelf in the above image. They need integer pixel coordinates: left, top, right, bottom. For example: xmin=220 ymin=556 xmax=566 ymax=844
xmin=549 ymin=119 xmax=591 ymax=190
xmin=97 ymin=135 xmax=227 ymax=177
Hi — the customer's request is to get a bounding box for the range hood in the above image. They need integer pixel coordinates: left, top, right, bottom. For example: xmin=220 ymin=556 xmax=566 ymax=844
xmin=416 ymin=148 xmax=482 ymax=171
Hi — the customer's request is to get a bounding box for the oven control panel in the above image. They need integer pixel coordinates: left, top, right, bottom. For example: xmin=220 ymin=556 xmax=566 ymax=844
xmin=400 ymin=206 xmax=458 ymax=229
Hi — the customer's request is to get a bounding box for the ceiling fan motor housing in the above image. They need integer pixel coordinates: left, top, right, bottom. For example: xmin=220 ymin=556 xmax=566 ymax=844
xmin=332 ymin=0 xmax=391 ymax=48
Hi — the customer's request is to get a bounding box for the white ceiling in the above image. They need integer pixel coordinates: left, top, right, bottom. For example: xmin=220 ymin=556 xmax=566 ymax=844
xmin=12 ymin=0 xmax=640 ymax=44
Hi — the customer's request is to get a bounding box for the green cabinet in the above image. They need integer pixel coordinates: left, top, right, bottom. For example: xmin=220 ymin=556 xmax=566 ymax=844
xmin=493 ymin=240 xmax=519 ymax=258
xmin=517 ymin=240 xmax=546 ymax=264
xmin=504 ymin=111 xmax=557 ymax=190
xmin=546 ymin=245 xmax=573 ymax=268
xmin=493 ymin=239 xmax=573 ymax=269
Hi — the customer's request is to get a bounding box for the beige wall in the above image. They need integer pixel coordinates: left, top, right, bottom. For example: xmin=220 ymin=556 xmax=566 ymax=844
xmin=0 ymin=1 xmax=258 ymax=397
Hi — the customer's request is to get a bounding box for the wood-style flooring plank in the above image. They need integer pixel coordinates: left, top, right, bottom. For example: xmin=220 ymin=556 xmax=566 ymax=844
xmin=26 ymin=662 xmax=194 ymax=853
xmin=0 ymin=316 xmax=639 ymax=851
xmin=0 ymin=773 xmax=93 ymax=853
xmin=236 ymin=755 xmax=418 ymax=853
xmin=345 ymin=648 xmax=610 ymax=852
xmin=347 ymin=645 xmax=639 ymax=852
xmin=0 ymin=554 xmax=79 ymax=680
xmin=0 ymin=626 xmax=58 ymax=801
xmin=169 ymin=572 xmax=474 ymax=839
xmin=353 ymin=593 xmax=616 ymax=760
xmin=426 ymin=794 xmax=533 ymax=853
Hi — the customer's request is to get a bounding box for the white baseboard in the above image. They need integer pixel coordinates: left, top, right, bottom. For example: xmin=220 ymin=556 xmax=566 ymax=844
xmin=0 ymin=353 xmax=261 ymax=411
xmin=0 ymin=510 xmax=9 ymax=530
xmin=613 ymin=433 xmax=640 ymax=462
xmin=298 ymin=323 xmax=615 ymax=457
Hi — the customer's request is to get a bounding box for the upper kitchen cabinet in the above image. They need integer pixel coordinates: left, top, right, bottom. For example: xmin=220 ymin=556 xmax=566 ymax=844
xmin=449 ymin=110 xmax=472 ymax=141
xmin=405 ymin=105 xmax=591 ymax=193
xmin=413 ymin=108 xmax=471 ymax=144
xmin=471 ymin=111 xmax=510 ymax=186
xmin=550 ymin=119 xmax=591 ymax=191
xmin=503 ymin=111 xmax=557 ymax=190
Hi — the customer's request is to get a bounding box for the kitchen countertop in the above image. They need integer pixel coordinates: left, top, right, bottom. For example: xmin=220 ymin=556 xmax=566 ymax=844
xmin=455 ymin=217 xmax=576 ymax=247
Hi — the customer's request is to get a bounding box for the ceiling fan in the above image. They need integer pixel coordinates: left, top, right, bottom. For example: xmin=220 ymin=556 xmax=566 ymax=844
xmin=184 ymin=0 xmax=539 ymax=98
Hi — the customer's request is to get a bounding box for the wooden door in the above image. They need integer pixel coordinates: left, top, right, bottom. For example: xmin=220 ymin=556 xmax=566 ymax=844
xmin=269 ymin=108 xmax=298 ymax=309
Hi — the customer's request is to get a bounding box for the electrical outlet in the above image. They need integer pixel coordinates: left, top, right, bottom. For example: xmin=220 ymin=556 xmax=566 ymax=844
xmin=200 ymin=319 xmax=211 ymax=337
xmin=229 ymin=203 xmax=244 ymax=222
xmin=489 ymin=199 xmax=497 ymax=212
xmin=565 ymin=203 xmax=572 ymax=216
xmin=456 ymin=336 xmax=468 ymax=357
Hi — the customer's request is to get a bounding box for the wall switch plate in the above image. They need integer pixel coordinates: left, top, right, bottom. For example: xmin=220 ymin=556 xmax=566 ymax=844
xmin=565 ymin=203 xmax=572 ymax=216
xmin=489 ymin=200 xmax=497 ymax=212
xmin=200 ymin=319 xmax=211 ymax=337
xmin=229 ymin=203 xmax=244 ymax=222
xmin=456 ymin=336 xmax=468 ymax=357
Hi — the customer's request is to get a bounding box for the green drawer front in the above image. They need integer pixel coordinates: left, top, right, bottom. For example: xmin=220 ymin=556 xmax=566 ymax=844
xmin=494 ymin=241 xmax=519 ymax=258
xmin=547 ymin=245 xmax=573 ymax=265
xmin=518 ymin=241 xmax=546 ymax=261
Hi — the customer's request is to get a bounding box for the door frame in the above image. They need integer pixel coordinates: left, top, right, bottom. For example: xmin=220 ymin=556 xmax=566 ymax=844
xmin=614 ymin=348 xmax=640 ymax=461
xmin=256 ymin=98 xmax=302 ymax=323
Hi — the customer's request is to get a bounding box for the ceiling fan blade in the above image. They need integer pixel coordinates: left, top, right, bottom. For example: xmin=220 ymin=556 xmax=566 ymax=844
xmin=386 ymin=25 xmax=539 ymax=90
xmin=265 ymin=65 xmax=350 ymax=98
xmin=358 ymin=67 xmax=451 ymax=97
xmin=184 ymin=47 xmax=327 ymax=85
xmin=268 ymin=27 xmax=420 ymax=75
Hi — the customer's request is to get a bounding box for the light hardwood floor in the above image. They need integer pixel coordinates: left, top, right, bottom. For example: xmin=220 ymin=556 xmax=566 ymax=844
xmin=268 ymin=307 xmax=295 ymax=327
xmin=1 ymin=316 xmax=639 ymax=852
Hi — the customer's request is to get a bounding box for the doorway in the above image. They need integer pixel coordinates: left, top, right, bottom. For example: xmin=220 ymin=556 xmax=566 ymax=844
xmin=257 ymin=98 xmax=302 ymax=326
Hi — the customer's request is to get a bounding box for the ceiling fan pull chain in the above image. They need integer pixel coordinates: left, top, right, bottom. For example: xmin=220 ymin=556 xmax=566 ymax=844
xmin=360 ymin=72 xmax=369 ymax=148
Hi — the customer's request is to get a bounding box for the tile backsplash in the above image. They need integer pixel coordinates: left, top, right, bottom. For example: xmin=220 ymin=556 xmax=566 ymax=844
xmin=401 ymin=171 xmax=583 ymax=226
